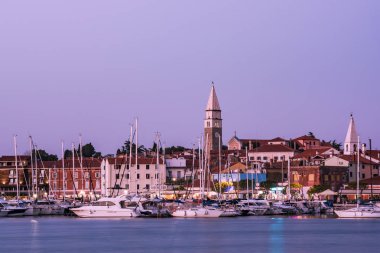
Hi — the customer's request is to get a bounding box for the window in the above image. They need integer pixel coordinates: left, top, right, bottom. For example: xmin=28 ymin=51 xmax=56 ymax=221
xmin=177 ymin=171 xmax=181 ymax=178
xmin=349 ymin=172 xmax=353 ymax=177
xmin=137 ymin=165 xmax=140 ymax=170
xmin=74 ymin=181 xmax=79 ymax=189
xmin=168 ymin=171 xmax=172 ymax=178
xmin=125 ymin=184 xmax=129 ymax=190
xmin=126 ymin=165 xmax=129 ymax=170
xmin=84 ymin=172 xmax=89 ymax=178
xmin=263 ymin=157 xmax=268 ymax=161
xmin=146 ymin=165 xmax=150 ymax=170
xmin=116 ymin=174 xmax=120 ymax=179
xmin=207 ymin=122 xmax=210 ymax=127
xmin=74 ymin=172 xmax=78 ymax=179
xmin=145 ymin=184 xmax=150 ymax=190
xmin=95 ymin=180 xmax=100 ymax=189
xmin=249 ymin=157 xmax=254 ymax=161
xmin=116 ymin=165 xmax=121 ymax=170
xmin=125 ymin=174 xmax=130 ymax=179
xmin=284 ymin=173 xmax=288 ymax=179
xmin=274 ymin=156 xmax=278 ymax=161
xmin=308 ymin=174 xmax=314 ymax=181
xmin=324 ymin=175 xmax=329 ymax=181
xmin=95 ymin=172 xmax=100 ymax=178
xmin=362 ymin=174 xmax=365 ymax=179
xmin=146 ymin=174 xmax=150 ymax=179
xmin=137 ymin=173 xmax=140 ymax=179
xmin=362 ymin=165 xmax=365 ymax=169
xmin=85 ymin=181 xmax=90 ymax=189
xmin=137 ymin=184 xmax=140 ymax=190
xmin=257 ymin=157 xmax=261 ymax=161
xmin=53 ymin=172 xmax=57 ymax=179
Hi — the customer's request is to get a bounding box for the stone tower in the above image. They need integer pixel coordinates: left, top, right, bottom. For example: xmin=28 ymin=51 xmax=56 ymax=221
xmin=204 ymin=84 xmax=222 ymax=152
xmin=344 ymin=114 xmax=359 ymax=155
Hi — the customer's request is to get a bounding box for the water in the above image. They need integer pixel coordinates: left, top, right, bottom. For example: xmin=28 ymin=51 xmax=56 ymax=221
xmin=1 ymin=216 xmax=380 ymax=253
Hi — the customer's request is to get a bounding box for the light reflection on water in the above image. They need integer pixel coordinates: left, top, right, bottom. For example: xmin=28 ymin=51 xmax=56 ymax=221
xmin=1 ymin=216 xmax=380 ymax=253
xmin=270 ymin=218 xmax=284 ymax=253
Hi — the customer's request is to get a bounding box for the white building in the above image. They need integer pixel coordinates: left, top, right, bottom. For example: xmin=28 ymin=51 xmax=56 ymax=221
xmin=248 ymin=144 xmax=295 ymax=163
xmin=101 ymin=156 xmax=166 ymax=197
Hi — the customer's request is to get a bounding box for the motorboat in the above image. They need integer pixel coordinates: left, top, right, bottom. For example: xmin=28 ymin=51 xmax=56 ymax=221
xmin=237 ymin=200 xmax=270 ymax=216
xmin=334 ymin=204 xmax=380 ymax=218
xmin=137 ymin=199 xmax=171 ymax=218
xmin=172 ymin=204 xmax=223 ymax=218
xmin=71 ymin=197 xmax=139 ymax=218
xmin=35 ymin=200 xmax=65 ymax=215
xmin=0 ymin=199 xmax=28 ymax=217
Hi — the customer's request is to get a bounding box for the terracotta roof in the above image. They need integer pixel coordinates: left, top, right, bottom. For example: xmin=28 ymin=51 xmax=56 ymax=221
xmin=295 ymin=135 xmax=319 ymax=141
xmin=293 ymin=147 xmax=334 ymax=159
xmin=107 ymin=157 xmax=163 ymax=165
xmin=360 ymin=176 xmax=380 ymax=185
xmin=0 ymin=155 xmax=30 ymax=161
xmin=339 ymin=155 xmax=378 ymax=165
xmin=269 ymin=137 xmax=287 ymax=142
xmin=253 ymin=144 xmax=294 ymax=153
xmin=366 ymin=150 xmax=380 ymax=160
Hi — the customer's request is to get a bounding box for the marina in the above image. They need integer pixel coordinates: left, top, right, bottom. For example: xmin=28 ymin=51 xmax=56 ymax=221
xmin=1 ymin=216 xmax=379 ymax=253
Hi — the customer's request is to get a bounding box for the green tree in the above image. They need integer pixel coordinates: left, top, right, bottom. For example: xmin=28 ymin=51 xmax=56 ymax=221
xmin=32 ymin=149 xmax=58 ymax=161
xmin=78 ymin=143 xmax=101 ymax=158
xmin=307 ymin=185 xmax=329 ymax=196
xmin=118 ymin=140 xmax=146 ymax=155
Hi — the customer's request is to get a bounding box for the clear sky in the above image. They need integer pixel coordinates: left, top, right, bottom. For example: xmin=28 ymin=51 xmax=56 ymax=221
xmin=0 ymin=1 xmax=379 ymax=156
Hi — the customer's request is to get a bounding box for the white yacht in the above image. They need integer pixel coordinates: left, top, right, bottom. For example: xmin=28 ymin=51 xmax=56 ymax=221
xmin=172 ymin=205 xmax=223 ymax=218
xmin=334 ymin=204 xmax=380 ymax=218
xmin=71 ymin=197 xmax=139 ymax=218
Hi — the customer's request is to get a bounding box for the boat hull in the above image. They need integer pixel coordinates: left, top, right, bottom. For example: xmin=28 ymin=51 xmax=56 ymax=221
xmin=334 ymin=209 xmax=380 ymax=218
xmin=71 ymin=208 xmax=138 ymax=218
xmin=172 ymin=208 xmax=223 ymax=218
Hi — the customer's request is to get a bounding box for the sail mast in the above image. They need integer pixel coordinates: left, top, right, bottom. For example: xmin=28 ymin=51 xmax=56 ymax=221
xmin=62 ymin=141 xmax=66 ymax=201
xmin=356 ymin=136 xmax=360 ymax=209
xmin=29 ymin=136 xmax=35 ymax=198
xmin=14 ymin=135 xmax=19 ymax=201
xmin=135 ymin=117 xmax=138 ymax=194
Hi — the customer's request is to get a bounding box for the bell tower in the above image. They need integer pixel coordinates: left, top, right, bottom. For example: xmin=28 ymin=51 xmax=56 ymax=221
xmin=204 ymin=83 xmax=222 ymax=152
xmin=344 ymin=113 xmax=359 ymax=155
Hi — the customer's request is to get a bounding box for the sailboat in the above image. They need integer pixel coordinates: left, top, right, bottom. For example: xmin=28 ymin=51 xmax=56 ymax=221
xmin=334 ymin=137 xmax=380 ymax=218
xmin=172 ymin=135 xmax=223 ymax=218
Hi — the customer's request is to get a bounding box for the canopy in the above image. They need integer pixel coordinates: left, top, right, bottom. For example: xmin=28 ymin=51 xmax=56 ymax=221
xmin=318 ymin=189 xmax=338 ymax=196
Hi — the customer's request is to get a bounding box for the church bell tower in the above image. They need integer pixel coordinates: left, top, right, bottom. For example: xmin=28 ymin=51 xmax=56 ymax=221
xmin=204 ymin=83 xmax=222 ymax=152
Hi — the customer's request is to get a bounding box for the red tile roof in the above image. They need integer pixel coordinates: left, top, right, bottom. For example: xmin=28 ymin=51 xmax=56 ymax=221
xmin=253 ymin=144 xmax=294 ymax=153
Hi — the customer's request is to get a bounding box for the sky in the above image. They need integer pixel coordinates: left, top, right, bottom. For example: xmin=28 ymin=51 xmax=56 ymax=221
xmin=0 ymin=1 xmax=379 ymax=156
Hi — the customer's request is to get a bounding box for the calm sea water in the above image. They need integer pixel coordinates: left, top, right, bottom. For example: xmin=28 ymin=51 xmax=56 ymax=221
xmin=1 ymin=216 xmax=379 ymax=253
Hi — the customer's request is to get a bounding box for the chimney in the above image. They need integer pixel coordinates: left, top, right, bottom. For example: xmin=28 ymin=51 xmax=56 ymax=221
xmin=362 ymin=143 xmax=366 ymax=154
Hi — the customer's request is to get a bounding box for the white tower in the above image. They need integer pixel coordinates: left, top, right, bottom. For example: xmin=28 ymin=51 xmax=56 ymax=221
xmin=344 ymin=114 xmax=359 ymax=155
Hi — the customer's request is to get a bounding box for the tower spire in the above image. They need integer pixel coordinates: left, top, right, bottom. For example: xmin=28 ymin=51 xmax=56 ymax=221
xmin=344 ymin=113 xmax=359 ymax=155
xmin=206 ymin=83 xmax=221 ymax=111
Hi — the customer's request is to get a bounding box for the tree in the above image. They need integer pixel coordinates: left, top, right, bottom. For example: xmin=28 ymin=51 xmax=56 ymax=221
xmin=117 ymin=140 xmax=146 ymax=155
xmin=307 ymin=185 xmax=329 ymax=196
xmin=164 ymin=146 xmax=185 ymax=154
xmin=308 ymin=132 xmax=315 ymax=138
xmin=77 ymin=143 xmax=102 ymax=158
xmin=32 ymin=149 xmax=58 ymax=161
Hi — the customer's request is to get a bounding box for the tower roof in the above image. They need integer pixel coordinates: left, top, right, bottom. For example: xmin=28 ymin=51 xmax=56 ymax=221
xmin=344 ymin=114 xmax=359 ymax=144
xmin=206 ymin=84 xmax=221 ymax=111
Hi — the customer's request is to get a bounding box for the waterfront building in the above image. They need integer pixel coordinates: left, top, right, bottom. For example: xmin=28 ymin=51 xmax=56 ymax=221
xmin=248 ymin=144 xmax=295 ymax=163
xmin=101 ymin=156 xmax=166 ymax=197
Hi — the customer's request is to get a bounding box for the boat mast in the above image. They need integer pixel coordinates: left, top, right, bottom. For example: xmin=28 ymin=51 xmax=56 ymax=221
xmin=128 ymin=124 xmax=133 ymax=194
xmin=135 ymin=117 xmax=138 ymax=194
xmin=287 ymin=158 xmax=291 ymax=200
xmin=72 ymin=142 xmax=76 ymax=198
xmin=29 ymin=136 xmax=35 ymax=198
xmin=245 ymin=146 xmax=248 ymax=200
xmin=155 ymin=132 xmax=160 ymax=197
xmin=61 ymin=141 xmax=66 ymax=201
xmin=79 ymin=134 xmax=83 ymax=195
xmin=356 ymin=136 xmax=360 ymax=209
xmin=218 ymin=133 xmax=222 ymax=200
xmin=13 ymin=135 xmax=19 ymax=201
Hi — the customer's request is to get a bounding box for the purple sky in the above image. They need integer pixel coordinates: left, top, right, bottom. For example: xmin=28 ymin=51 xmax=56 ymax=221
xmin=1 ymin=1 xmax=379 ymax=156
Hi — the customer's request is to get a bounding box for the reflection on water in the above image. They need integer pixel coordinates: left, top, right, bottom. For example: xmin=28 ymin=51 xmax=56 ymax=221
xmin=1 ymin=216 xmax=380 ymax=253
xmin=270 ymin=218 xmax=284 ymax=253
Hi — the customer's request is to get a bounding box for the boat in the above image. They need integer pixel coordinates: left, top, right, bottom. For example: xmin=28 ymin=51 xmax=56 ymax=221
xmin=35 ymin=200 xmax=65 ymax=215
xmin=137 ymin=199 xmax=171 ymax=218
xmin=172 ymin=205 xmax=223 ymax=218
xmin=334 ymin=137 xmax=380 ymax=218
xmin=237 ymin=199 xmax=270 ymax=216
xmin=71 ymin=196 xmax=139 ymax=218
xmin=334 ymin=204 xmax=380 ymax=218
xmin=0 ymin=199 xmax=28 ymax=217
